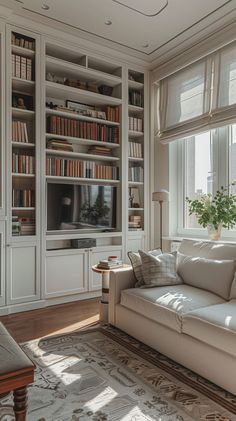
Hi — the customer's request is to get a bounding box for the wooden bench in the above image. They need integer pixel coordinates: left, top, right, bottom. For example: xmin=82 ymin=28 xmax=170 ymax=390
xmin=0 ymin=322 xmax=35 ymax=420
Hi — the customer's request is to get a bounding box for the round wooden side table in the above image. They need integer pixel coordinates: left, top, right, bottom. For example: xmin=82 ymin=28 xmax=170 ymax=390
xmin=92 ymin=265 xmax=111 ymax=324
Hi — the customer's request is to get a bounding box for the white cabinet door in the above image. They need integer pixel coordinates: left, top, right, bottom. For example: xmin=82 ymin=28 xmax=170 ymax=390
xmin=89 ymin=248 xmax=122 ymax=291
xmin=7 ymin=242 xmax=40 ymax=304
xmin=0 ymin=221 xmax=5 ymax=307
xmin=45 ymin=249 xmax=88 ymax=298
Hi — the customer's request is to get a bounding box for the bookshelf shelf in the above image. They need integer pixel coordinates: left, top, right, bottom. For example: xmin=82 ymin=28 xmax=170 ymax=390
xmin=128 ymin=208 xmax=144 ymax=211
xmin=128 ymin=104 xmax=144 ymax=114
xmin=46 ymin=81 xmax=122 ymax=106
xmin=11 ymin=44 xmax=35 ymax=57
xmin=12 ymin=207 xmax=35 ymax=211
xmin=12 ymin=77 xmax=35 ymax=93
xmin=45 ymin=149 xmax=119 ymax=162
xmin=128 ymin=157 xmax=144 ymax=162
xmin=12 ymin=173 xmax=35 ymax=178
xmin=46 ymin=56 xmax=122 ymax=87
xmin=128 ymin=79 xmax=144 ymax=90
xmin=12 ymin=108 xmax=35 ymax=119
xmin=46 ymin=175 xmax=120 ymax=185
xmin=128 ymin=130 xmax=144 ymax=138
xmin=46 ymin=133 xmax=120 ymax=149
xmin=128 ymin=181 xmax=144 ymax=185
xmin=12 ymin=141 xmax=35 ymax=148
xmin=46 ymin=108 xmax=120 ymax=126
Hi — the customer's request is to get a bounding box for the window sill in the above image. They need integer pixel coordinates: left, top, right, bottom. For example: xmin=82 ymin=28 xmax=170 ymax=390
xmin=163 ymin=235 xmax=236 ymax=244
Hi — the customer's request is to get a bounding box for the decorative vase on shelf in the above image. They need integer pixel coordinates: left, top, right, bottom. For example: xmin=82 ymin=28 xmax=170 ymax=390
xmin=207 ymin=224 xmax=222 ymax=241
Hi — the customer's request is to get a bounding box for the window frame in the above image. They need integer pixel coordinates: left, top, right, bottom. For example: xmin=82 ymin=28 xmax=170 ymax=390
xmin=172 ymin=124 xmax=236 ymax=239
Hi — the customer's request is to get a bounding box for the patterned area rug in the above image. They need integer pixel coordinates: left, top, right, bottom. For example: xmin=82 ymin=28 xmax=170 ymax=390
xmin=0 ymin=326 xmax=236 ymax=421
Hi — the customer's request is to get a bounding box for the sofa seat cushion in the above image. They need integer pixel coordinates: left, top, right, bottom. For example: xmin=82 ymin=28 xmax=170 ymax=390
xmin=182 ymin=301 xmax=236 ymax=357
xmin=120 ymin=285 xmax=224 ymax=333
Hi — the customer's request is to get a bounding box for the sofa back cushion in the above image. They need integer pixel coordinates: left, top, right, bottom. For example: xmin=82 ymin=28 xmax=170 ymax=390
xmin=177 ymin=252 xmax=235 ymax=299
xmin=179 ymin=239 xmax=236 ymax=260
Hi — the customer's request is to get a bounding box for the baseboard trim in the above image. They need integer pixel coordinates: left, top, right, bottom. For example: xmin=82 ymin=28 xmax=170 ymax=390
xmin=0 ymin=291 xmax=101 ymax=315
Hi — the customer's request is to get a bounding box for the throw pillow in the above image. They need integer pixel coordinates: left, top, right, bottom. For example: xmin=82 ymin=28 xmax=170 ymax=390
xmin=139 ymin=250 xmax=183 ymax=288
xmin=177 ymin=252 xmax=236 ymax=300
xmin=128 ymin=248 xmax=162 ymax=287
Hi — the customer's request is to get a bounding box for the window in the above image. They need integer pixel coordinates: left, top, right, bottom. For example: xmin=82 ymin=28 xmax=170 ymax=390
xmin=171 ymin=123 xmax=236 ymax=236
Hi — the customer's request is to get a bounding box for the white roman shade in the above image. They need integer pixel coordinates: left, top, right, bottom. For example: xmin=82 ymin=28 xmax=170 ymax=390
xmin=156 ymin=41 xmax=236 ymax=144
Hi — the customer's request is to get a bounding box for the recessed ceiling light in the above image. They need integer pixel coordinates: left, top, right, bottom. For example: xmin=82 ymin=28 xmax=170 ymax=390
xmin=105 ymin=19 xmax=112 ymax=25
xmin=42 ymin=3 xmax=50 ymax=10
xmin=142 ymin=42 xmax=149 ymax=48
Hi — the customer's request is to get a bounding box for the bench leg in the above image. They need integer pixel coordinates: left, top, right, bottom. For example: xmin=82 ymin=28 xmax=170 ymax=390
xmin=13 ymin=387 xmax=27 ymax=421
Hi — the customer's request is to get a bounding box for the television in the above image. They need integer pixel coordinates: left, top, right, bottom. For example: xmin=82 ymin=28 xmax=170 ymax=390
xmin=47 ymin=183 xmax=117 ymax=232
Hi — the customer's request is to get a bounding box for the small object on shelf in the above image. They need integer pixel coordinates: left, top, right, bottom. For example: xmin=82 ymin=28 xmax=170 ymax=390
xmin=129 ymin=214 xmax=142 ymax=230
xmin=12 ymin=92 xmax=34 ymax=111
xmin=47 ymin=139 xmax=73 ymax=152
xmin=88 ymin=146 xmax=112 ymax=156
xmin=98 ymin=85 xmax=113 ymax=96
xmin=12 ymin=216 xmax=21 ymax=236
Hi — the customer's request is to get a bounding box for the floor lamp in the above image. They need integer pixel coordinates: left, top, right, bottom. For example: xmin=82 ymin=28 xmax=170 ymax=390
xmin=152 ymin=190 xmax=169 ymax=250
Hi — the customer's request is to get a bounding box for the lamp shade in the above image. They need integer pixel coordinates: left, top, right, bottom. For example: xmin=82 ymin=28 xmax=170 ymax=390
xmin=152 ymin=189 xmax=169 ymax=202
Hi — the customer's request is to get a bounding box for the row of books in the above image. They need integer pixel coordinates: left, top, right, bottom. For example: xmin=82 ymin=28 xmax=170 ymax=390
xmin=129 ymin=90 xmax=143 ymax=107
xmin=97 ymin=259 xmax=123 ymax=269
xmin=12 ymin=189 xmax=35 ymax=208
xmin=129 ymin=117 xmax=143 ymax=132
xmin=12 ymin=54 xmax=33 ymax=81
xmin=129 ymin=215 xmax=142 ymax=230
xmin=12 ymin=121 xmax=29 ymax=143
xmin=48 ymin=116 xmax=120 ymax=143
xmin=46 ymin=157 xmax=119 ymax=180
xmin=12 ymin=33 xmax=35 ymax=50
xmin=12 ymin=153 xmax=35 ymax=174
xmin=129 ymin=141 xmax=142 ymax=158
xmin=106 ymin=106 xmax=120 ymax=123
xmin=12 ymin=216 xmax=35 ymax=236
xmin=129 ymin=166 xmax=144 ymax=182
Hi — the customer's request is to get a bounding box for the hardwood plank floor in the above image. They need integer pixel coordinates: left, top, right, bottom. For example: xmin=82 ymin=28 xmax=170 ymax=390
xmin=0 ymin=298 xmax=100 ymax=343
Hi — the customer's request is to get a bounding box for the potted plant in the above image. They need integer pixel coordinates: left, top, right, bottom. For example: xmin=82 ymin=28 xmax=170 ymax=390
xmin=186 ymin=184 xmax=236 ymax=240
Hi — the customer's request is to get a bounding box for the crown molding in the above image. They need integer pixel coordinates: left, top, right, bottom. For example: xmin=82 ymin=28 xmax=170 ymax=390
xmin=151 ymin=16 xmax=236 ymax=81
xmin=0 ymin=5 xmax=13 ymax=19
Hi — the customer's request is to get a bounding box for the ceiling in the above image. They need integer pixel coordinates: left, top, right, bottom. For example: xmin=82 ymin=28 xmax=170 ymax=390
xmin=1 ymin=0 xmax=236 ymax=63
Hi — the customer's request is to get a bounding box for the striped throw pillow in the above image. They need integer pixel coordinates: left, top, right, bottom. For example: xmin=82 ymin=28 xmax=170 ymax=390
xmin=128 ymin=249 xmax=162 ymax=287
xmin=139 ymin=250 xmax=183 ymax=287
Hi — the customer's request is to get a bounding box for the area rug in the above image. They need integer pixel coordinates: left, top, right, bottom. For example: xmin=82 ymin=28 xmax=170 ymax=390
xmin=0 ymin=326 xmax=236 ymax=421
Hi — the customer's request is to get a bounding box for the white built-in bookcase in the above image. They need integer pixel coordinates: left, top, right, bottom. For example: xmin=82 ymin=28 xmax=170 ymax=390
xmin=0 ymin=21 xmax=149 ymax=314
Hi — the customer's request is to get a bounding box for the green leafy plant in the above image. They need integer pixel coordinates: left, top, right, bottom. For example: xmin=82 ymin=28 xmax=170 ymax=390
xmin=80 ymin=196 xmax=110 ymax=225
xmin=186 ymin=184 xmax=236 ymax=229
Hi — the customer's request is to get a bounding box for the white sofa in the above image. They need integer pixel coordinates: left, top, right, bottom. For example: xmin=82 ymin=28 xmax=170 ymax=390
xmin=108 ymin=239 xmax=236 ymax=395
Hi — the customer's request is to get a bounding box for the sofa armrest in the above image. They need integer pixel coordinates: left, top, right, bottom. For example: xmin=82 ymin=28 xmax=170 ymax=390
xmin=109 ymin=266 xmax=135 ymax=325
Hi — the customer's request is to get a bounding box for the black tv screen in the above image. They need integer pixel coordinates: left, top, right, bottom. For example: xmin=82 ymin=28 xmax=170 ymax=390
xmin=47 ymin=184 xmax=116 ymax=232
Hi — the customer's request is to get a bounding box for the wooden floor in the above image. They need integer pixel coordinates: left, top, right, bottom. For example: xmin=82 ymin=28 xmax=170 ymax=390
xmin=0 ymin=298 xmax=100 ymax=343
